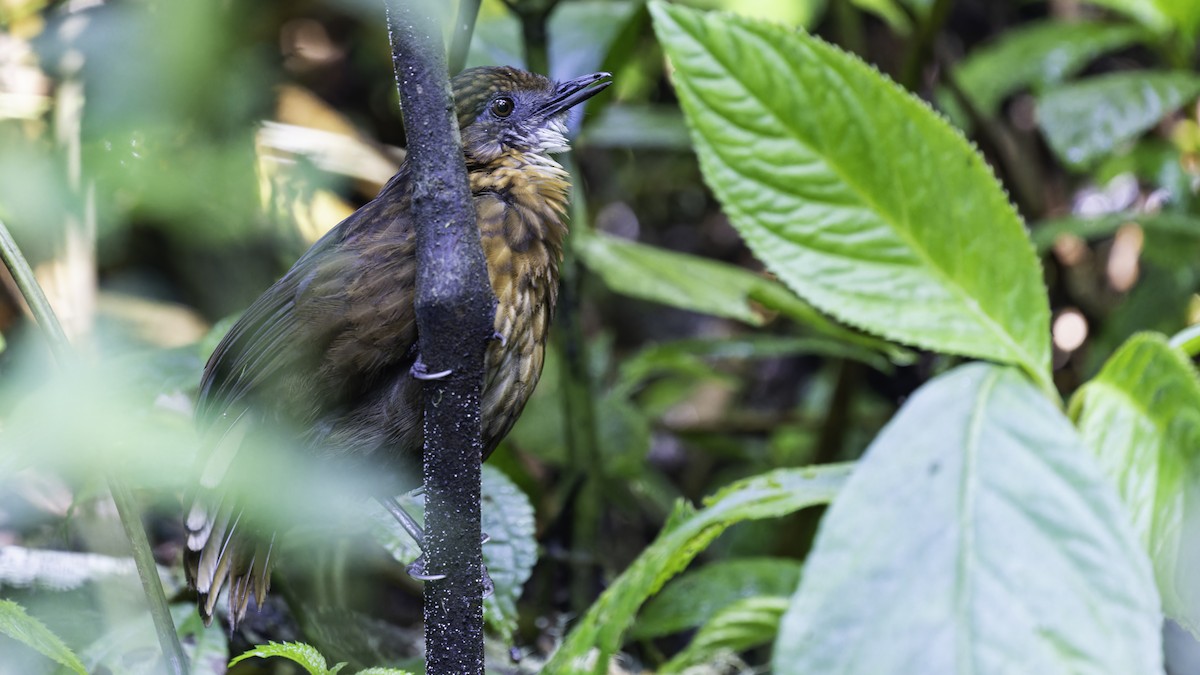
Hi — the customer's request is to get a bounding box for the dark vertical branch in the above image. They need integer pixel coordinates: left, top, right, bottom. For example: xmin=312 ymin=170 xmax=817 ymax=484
xmin=501 ymin=0 xmax=561 ymax=75
xmin=384 ymin=2 xmax=492 ymax=674
xmin=448 ymin=0 xmax=482 ymax=74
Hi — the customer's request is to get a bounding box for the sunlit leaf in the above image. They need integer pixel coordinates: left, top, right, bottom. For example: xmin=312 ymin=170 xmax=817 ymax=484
xmin=848 ymin=0 xmax=912 ymax=33
xmin=651 ymin=3 xmax=1052 ymax=391
xmin=1083 ymin=0 xmax=1172 ymax=33
xmin=1070 ymin=333 xmax=1200 ymax=638
xmin=950 ymin=21 xmax=1145 ymax=118
xmin=0 ymin=600 xmax=87 ymax=675
xmin=1037 ymin=71 xmax=1200 ymax=169
xmin=229 ymin=641 xmax=339 ymax=675
xmin=633 ymin=557 xmax=801 ymax=639
xmin=545 ymin=464 xmax=850 ymax=673
xmin=775 ymin=365 xmax=1162 ymax=674
xmin=660 ymin=595 xmax=787 ymax=674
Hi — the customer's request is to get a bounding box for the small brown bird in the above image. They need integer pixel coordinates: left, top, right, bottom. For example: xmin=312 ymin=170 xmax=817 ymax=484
xmin=184 ymin=66 xmax=611 ymax=626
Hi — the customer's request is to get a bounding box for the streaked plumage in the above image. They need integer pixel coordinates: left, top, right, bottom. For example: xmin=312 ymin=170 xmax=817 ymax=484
xmin=184 ymin=66 xmax=610 ymax=626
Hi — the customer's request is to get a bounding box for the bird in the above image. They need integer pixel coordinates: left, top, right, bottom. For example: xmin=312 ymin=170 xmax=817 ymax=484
xmin=183 ymin=66 xmax=612 ymax=627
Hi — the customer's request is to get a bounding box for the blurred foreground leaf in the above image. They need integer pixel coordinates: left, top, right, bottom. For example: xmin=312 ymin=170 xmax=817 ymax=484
xmin=545 ymin=464 xmax=850 ymax=673
xmin=1031 ymin=211 xmax=1200 ymax=253
xmin=0 ymin=600 xmax=87 ymax=675
xmin=1070 ymin=333 xmax=1200 ymax=638
xmin=1037 ymin=71 xmax=1200 ymax=169
xmin=652 ymin=3 xmax=1052 ymax=390
xmin=775 ymin=364 xmax=1161 ymax=674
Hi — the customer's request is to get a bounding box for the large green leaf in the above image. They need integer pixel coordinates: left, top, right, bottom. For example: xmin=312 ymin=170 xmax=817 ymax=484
xmin=1037 ymin=71 xmax=1200 ymax=169
xmin=0 ymin=600 xmax=87 ymax=675
xmin=633 ymin=557 xmax=801 ymax=639
xmin=544 ymin=464 xmax=851 ymax=674
xmin=1070 ymin=333 xmax=1200 ymax=638
xmin=952 ymin=21 xmax=1146 ymax=117
xmin=775 ymin=364 xmax=1161 ymax=674
xmin=651 ymin=3 xmax=1052 ymax=390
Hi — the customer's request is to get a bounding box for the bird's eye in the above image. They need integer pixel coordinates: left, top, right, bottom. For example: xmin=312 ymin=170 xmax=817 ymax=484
xmin=490 ymin=96 xmax=515 ymax=118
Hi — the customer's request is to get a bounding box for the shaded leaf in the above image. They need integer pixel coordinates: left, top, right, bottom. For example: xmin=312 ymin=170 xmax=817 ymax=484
xmin=1037 ymin=71 xmax=1200 ymax=169
xmin=0 ymin=600 xmax=87 ymax=675
xmin=1030 ymin=211 xmax=1200 ymax=253
xmin=660 ymin=595 xmax=787 ymax=674
xmin=951 ymin=21 xmax=1146 ymax=118
xmin=545 ymin=464 xmax=850 ymax=673
xmin=575 ymin=231 xmax=908 ymax=363
xmin=1083 ymin=0 xmax=1172 ymax=33
xmin=651 ymin=3 xmax=1052 ymax=390
xmin=633 ymin=557 xmax=801 ymax=639
xmin=1070 ymin=333 xmax=1200 ymax=638
xmin=578 ymin=104 xmax=692 ymax=149
xmin=177 ymin=609 xmax=229 ymax=675
xmin=774 ymin=364 xmax=1161 ymax=674
xmin=369 ymin=466 xmax=537 ymax=643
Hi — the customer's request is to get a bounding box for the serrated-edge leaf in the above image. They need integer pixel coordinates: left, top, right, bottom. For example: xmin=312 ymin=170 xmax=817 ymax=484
xmin=480 ymin=464 xmax=538 ymax=643
xmin=229 ymin=641 xmax=329 ymax=675
xmin=659 ymin=595 xmax=788 ymax=674
xmin=774 ymin=364 xmax=1161 ymax=674
xmin=651 ymin=3 xmax=1052 ymax=390
xmin=1037 ymin=71 xmax=1200 ymax=169
xmin=1069 ymin=332 xmax=1200 ymax=637
xmin=545 ymin=464 xmax=851 ymax=674
xmin=0 ymin=600 xmax=87 ymax=675
xmin=353 ymin=669 xmax=417 ymax=675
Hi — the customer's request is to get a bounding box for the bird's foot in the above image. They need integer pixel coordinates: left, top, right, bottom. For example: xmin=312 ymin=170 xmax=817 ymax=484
xmin=404 ymin=557 xmax=495 ymax=599
xmin=490 ymin=330 xmax=508 ymax=348
xmin=410 ymin=356 xmax=452 ymax=381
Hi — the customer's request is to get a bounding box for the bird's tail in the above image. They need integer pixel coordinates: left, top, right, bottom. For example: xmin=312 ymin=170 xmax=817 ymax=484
xmin=184 ymin=490 xmax=276 ymax=628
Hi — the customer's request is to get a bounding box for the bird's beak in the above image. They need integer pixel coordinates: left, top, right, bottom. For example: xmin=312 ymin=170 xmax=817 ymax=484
xmin=540 ymin=72 xmax=612 ymax=117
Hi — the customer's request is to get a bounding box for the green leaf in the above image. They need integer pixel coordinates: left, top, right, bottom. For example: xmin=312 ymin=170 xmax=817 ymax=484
xmin=1083 ymin=0 xmax=1172 ymax=33
xmin=847 ymin=0 xmax=912 ymax=33
xmin=1037 ymin=71 xmax=1200 ymax=169
xmin=0 ymin=600 xmax=87 ymax=675
xmin=368 ymin=466 xmax=537 ymax=643
xmin=578 ymin=104 xmax=693 ymax=149
xmin=651 ymin=3 xmax=1052 ymax=391
xmin=545 ymin=464 xmax=850 ymax=674
xmin=1030 ymin=211 xmax=1200 ymax=253
xmin=480 ymin=465 xmax=538 ymax=643
xmin=177 ymin=609 xmax=230 ymax=675
xmin=353 ymin=669 xmax=416 ymax=675
xmin=229 ymin=641 xmax=335 ymax=675
xmin=951 ymin=21 xmax=1146 ymax=117
xmin=774 ymin=364 xmax=1162 ymax=674
xmin=633 ymin=557 xmax=801 ymax=639
xmin=659 ymin=595 xmax=788 ymax=674
xmin=1069 ymin=333 xmax=1200 ymax=638
xmin=575 ymin=231 xmax=910 ymax=364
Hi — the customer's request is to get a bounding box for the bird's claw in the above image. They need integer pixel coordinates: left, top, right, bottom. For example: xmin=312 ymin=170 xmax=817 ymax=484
xmin=405 ymin=557 xmax=495 ymax=599
xmin=411 ymin=357 xmax=452 ymax=381
xmin=490 ymin=331 xmax=508 ymax=348
xmin=406 ymin=556 xmax=447 ymax=582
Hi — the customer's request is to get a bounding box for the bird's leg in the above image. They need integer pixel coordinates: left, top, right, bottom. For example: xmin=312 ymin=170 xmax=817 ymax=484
xmin=380 ymin=494 xmax=494 ymax=597
xmin=410 ymin=355 xmax=453 ymax=381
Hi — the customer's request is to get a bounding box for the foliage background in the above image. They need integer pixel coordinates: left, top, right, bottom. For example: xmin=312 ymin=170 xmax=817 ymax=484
xmin=1 ymin=0 xmax=1199 ymax=672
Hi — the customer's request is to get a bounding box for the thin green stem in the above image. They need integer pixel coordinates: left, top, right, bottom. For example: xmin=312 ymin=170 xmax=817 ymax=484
xmin=448 ymin=0 xmax=482 ymax=73
xmin=0 ymin=218 xmax=189 ymax=675
xmin=1169 ymin=323 xmax=1200 ymax=357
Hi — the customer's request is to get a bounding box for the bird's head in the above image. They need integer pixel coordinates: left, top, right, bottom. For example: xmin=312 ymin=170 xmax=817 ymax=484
xmin=452 ymin=66 xmax=611 ymax=167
